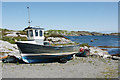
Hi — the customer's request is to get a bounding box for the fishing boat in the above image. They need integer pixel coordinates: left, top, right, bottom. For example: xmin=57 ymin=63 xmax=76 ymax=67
xmin=16 ymin=7 xmax=80 ymax=63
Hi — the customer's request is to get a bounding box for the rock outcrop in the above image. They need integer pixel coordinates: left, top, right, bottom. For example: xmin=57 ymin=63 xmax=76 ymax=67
xmin=46 ymin=37 xmax=75 ymax=45
xmin=0 ymin=40 xmax=20 ymax=58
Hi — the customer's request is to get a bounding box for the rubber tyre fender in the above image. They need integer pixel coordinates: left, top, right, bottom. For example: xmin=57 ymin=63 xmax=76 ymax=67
xmin=59 ymin=58 xmax=67 ymax=63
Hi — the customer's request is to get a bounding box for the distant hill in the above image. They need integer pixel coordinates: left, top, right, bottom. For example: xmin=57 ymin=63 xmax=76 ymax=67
xmin=45 ymin=30 xmax=119 ymax=36
xmin=0 ymin=28 xmax=119 ymax=38
xmin=0 ymin=28 xmax=119 ymax=44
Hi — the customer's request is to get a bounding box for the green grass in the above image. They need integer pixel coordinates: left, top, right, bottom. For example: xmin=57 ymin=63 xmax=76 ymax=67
xmin=18 ymin=30 xmax=27 ymax=35
xmin=94 ymin=51 xmax=98 ymax=53
xmin=0 ymin=52 xmax=10 ymax=55
xmin=16 ymin=62 xmax=19 ymax=65
xmin=0 ymin=28 xmax=14 ymax=36
xmin=42 ymin=64 xmax=46 ymax=66
xmin=0 ymin=28 xmax=27 ymax=44
xmin=80 ymin=43 xmax=90 ymax=47
xmin=88 ymin=61 xmax=92 ymax=63
xmin=30 ymin=63 xmax=32 ymax=66
xmin=1 ymin=36 xmax=27 ymax=44
xmin=8 ymin=48 xmax=13 ymax=51
xmin=51 ymin=42 xmax=79 ymax=46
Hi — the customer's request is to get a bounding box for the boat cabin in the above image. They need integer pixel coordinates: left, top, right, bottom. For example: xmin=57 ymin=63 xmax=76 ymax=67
xmin=24 ymin=27 xmax=44 ymax=45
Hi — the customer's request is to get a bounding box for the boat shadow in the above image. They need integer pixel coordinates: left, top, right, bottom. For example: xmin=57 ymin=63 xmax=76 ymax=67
xmin=2 ymin=57 xmax=71 ymax=64
xmin=2 ymin=59 xmax=63 ymax=64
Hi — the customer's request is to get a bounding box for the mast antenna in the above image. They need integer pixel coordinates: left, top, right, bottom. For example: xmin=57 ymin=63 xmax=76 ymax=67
xmin=27 ymin=7 xmax=32 ymax=27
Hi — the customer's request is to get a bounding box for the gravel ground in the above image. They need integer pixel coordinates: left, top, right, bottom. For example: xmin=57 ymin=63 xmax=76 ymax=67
xmin=1 ymin=56 xmax=119 ymax=78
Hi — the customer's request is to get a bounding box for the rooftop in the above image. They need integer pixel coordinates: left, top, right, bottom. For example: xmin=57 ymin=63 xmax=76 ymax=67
xmin=24 ymin=27 xmax=44 ymax=30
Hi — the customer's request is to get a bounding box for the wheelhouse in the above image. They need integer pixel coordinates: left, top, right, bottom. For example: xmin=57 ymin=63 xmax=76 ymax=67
xmin=25 ymin=27 xmax=44 ymax=45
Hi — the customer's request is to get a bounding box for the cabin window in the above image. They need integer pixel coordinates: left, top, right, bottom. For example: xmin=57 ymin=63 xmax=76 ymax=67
xmin=29 ymin=30 xmax=33 ymax=37
xmin=39 ymin=30 xmax=42 ymax=37
xmin=27 ymin=30 xmax=29 ymax=37
xmin=35 ymin=30 xmax=38 ymax=36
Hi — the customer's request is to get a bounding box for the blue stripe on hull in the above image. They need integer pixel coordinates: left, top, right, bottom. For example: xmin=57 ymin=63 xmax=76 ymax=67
xmin=22 ymin=55 xmax=73 ymax=63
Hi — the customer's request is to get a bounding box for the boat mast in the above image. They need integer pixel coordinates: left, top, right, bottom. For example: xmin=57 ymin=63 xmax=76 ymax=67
xmin=27 ymin=7 xmax=31 ymax=27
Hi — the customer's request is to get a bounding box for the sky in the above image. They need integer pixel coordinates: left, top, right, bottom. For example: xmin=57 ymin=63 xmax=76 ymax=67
xmin=2 ymin=2 xmax=118 ymax=33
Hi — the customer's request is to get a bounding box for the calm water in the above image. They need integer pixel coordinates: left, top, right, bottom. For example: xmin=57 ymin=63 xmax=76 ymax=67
xmin=65 ymin=35 xmax=120 ymax=54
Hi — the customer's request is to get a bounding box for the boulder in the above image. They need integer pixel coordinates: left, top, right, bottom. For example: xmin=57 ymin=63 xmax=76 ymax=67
xmin=103 ymin=54 xmax=112 ymax=58
xmin=89 ymin=47 xmax=108 ymax=57
xmin=0 ymin=40 xmax=20 ymax=58
xmin=112 ymin=56 xmax=120 ymax=60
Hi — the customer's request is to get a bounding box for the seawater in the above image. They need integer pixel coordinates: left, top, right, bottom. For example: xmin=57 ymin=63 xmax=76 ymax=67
xmin=65 ymin=35 xmax=120 ymax=54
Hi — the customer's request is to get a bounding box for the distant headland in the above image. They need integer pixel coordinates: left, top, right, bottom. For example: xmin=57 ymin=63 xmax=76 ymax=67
xmin=0 ymin=28 xmax=119 ymax=37
xmin=45 ymin=30 xmax=119 ymax=36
